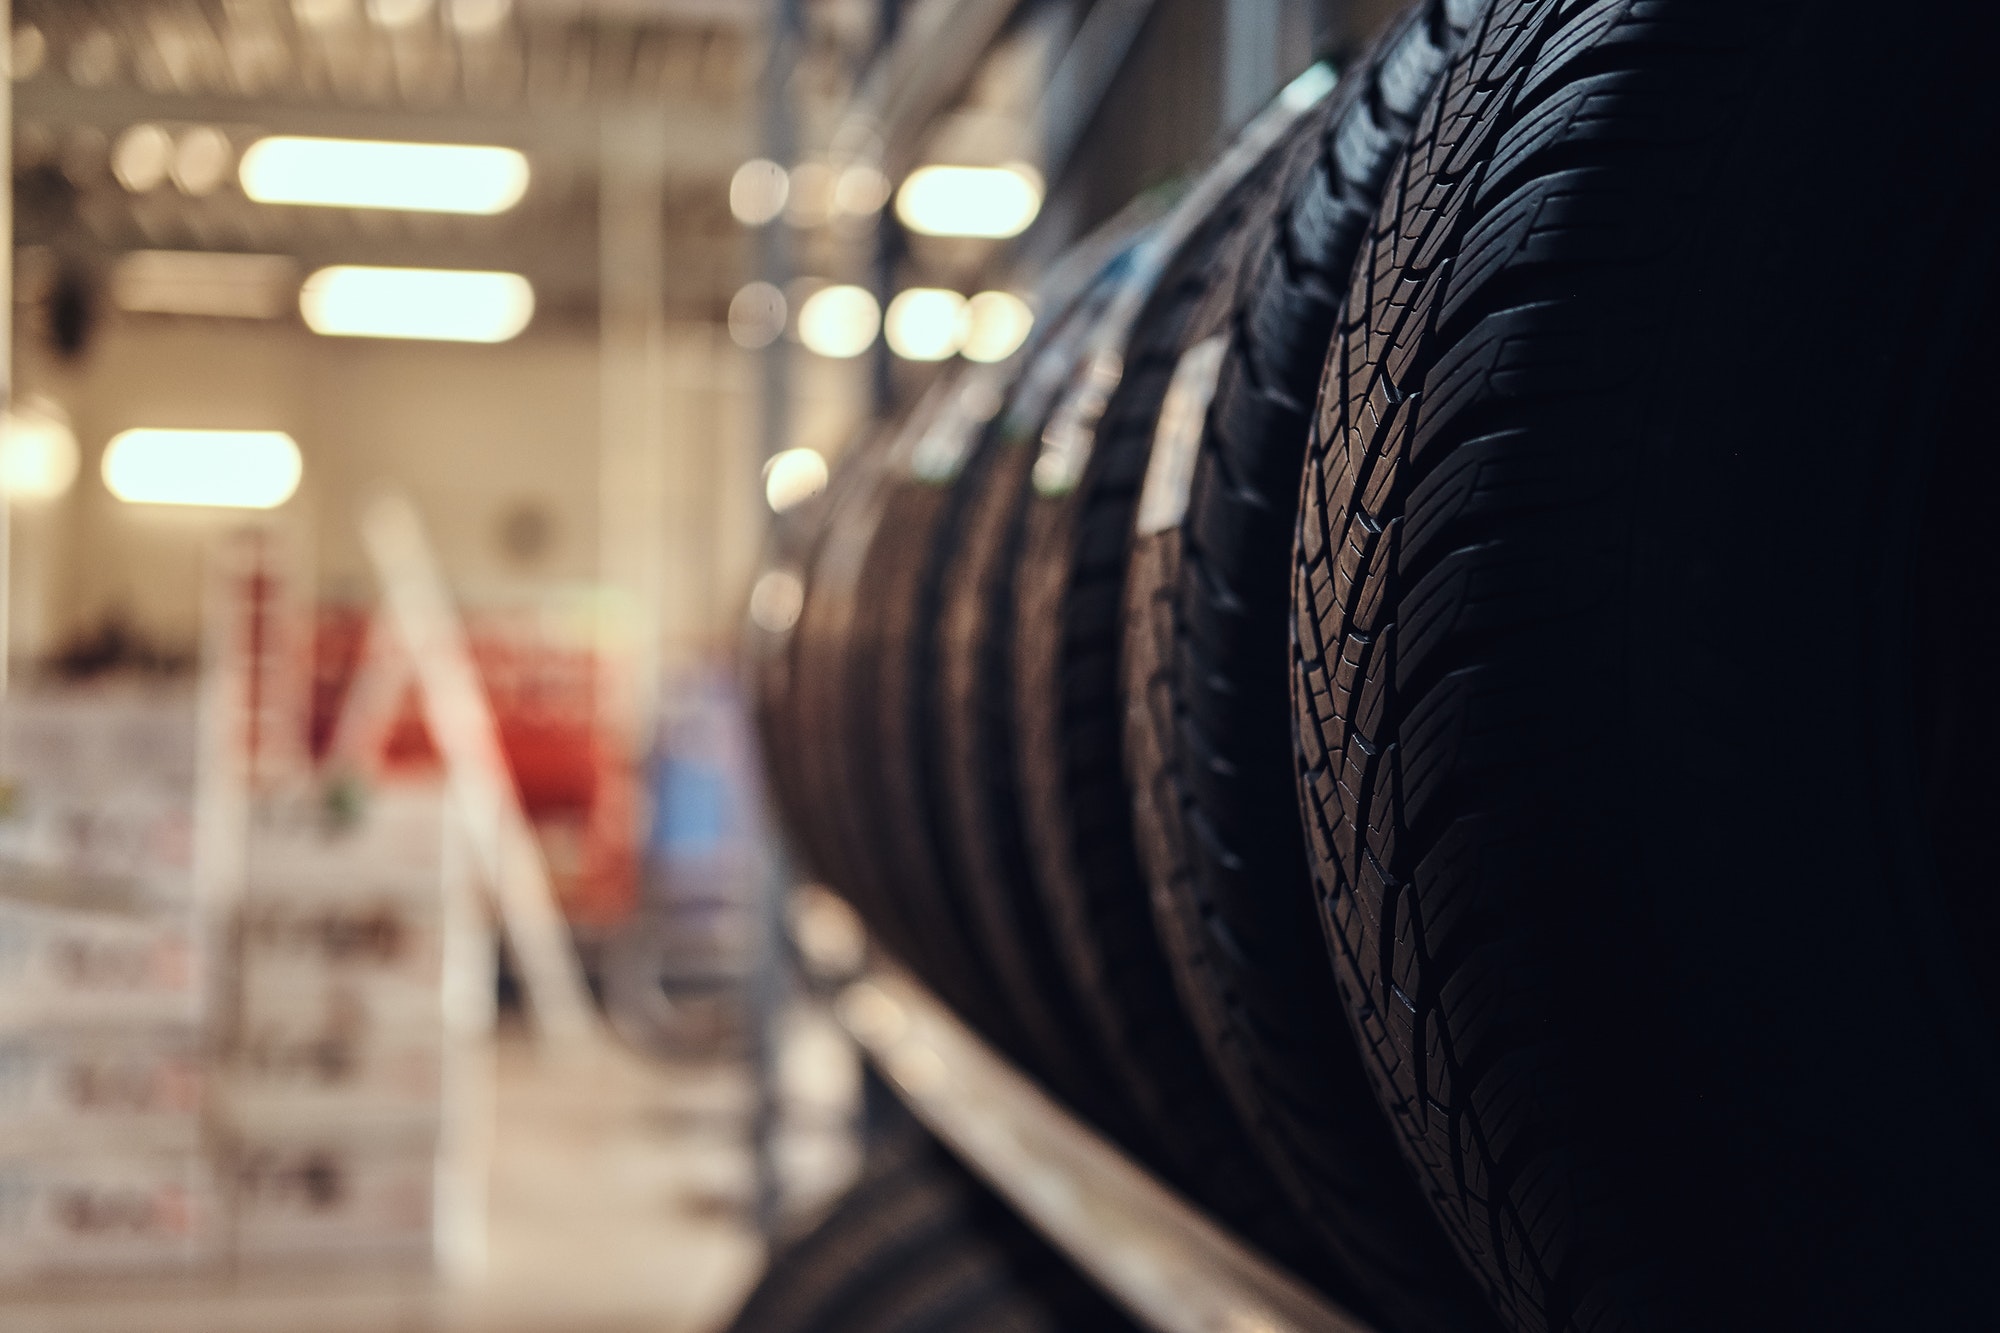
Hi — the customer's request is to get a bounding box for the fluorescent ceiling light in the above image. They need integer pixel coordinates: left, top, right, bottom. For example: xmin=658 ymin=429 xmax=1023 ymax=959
xmin=763 ymin=448 xmax=829 ymax=513
xmin=1 ymin=399 xmax=80 ymax=503
xmin=172 ymin=127 xmax=235 ymax=196
xmin=795 ymin=285 xmax=879 ymax=359
xmin=446 ymin=0 xmax=513 ymax=35
xmin=895 ymin=164 xmax=1042 ymax=239
xmin=113 ymin=251 xmax=299 ymax=320
xmin=12 ymin=25 xmax=46 ymax=80
xmin=291 ymin=0 xmax=353 ymax=29
xmin=729 ymin=159 xmax=788 ymax=227
xmin=301 ymin=266 xmax=534 ymax=342
xmin=748 ymin=569 xmax=804 ymax=633
xmin=112 ymin=124 xmax=173 ymax=193
xmin=961 ymin=290 xmax=1034 ymax=363
xmin=102 ymin=430 xmax=302 ymax=509
xmin=884 ymin=288 xmax=967 ymax=362
xmin=240 ymin=136 xmax=529 ymax=214
xmin=833 ymin=164 xmax=892 ymax=218
xmin=367 ymin=0 xmax=433 ymax=26
xmin=728 ymin=281 xmax=786 ymax=350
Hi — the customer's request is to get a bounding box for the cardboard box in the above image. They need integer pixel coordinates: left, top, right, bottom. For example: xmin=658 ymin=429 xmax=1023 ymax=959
xmin=230 ymin=1135 xmax=438 ymax=1267
xmin=225 ymin=1001 xmax=444 ymax=1133
xmin=0 ymin=1153 xmax=222 ymax=1280
xmin=0 ymin=893 xmax=206 ymax=1030
xmin=0 ymin=692 xmax=201 ymax=896
xmin=245 ymin=785 xmax=452 ymax=908
xmin=238 ymin=894 xmax=443 ymax=997
xmin=0 ymin=785 xmax=197 ymax=901
xmin=0 ymin=691 xmax=199 ymax=796
xmin=231 ymin=928 xmax=446 ymax=1117
xmin=0 ymin=1031 xmax=205 ymax=1155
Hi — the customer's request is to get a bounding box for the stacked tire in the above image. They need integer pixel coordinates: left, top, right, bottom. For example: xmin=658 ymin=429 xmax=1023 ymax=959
xmin=725 ymin=1111 xmax=1139 ymax=1333
xmin=751 ymin=1 xmax=2000 ymax=1330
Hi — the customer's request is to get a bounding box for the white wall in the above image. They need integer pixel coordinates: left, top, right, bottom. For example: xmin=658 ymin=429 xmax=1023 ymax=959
xmin=9 ymin=306 xmax=866 ymax=670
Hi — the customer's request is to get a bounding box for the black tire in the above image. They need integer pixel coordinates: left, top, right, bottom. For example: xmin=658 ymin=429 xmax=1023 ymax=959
xmin=752 ymin=434 xmax=888 ymax=892
xmin=725 ymin=1126 xmax=1138 ymax=1333
xmin=933 ymin=263 xmax=1145 ymax=1129
xmin=838 ymin=382 xmax=1028 ymax=1044
xmin=1121 ymin=8 xmax=1496 ymax=1333
xmin=1290 ymin=3 xmax=2000 ymax=1330
xmin=746 ymin=554 xmax=815 ymax=873
xmin=864 ymin=242 xmax=1158 ymax=1093
xmin=790 ymin=433 xmax=931 ymax=970
xmin=1009 ymin=108 xmax=1331 ymax=1257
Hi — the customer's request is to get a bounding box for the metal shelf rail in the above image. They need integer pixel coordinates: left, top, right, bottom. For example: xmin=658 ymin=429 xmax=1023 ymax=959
xmin=833 ymin=965 xmax=1376 ymax=1333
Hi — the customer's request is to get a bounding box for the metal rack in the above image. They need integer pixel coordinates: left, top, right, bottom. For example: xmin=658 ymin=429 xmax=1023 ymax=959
xmin=745 ymin=5 xmax=1395 ymax=1325
xmin=833 ymin=963 xmax=1374 ymax=1333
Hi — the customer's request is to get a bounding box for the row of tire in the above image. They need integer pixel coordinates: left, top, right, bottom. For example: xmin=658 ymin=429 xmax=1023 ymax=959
xmin=749 ymin=2 xmax=2000 ymax=1331
xmin=727 ymin=1105 xmax=1142 ymax=1333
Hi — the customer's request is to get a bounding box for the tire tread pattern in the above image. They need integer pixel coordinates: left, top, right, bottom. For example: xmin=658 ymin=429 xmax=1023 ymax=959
xmin=1012 ymin=153 xmax=1322 ymax=1259
xmin=1124 ymin=6 xmax=1497 ymax=1330
xmin=1290 ymin=4 xmax=1774 ymax=1328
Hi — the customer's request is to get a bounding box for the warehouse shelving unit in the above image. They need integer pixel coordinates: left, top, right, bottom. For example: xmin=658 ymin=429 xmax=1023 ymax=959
xmin=777 ymin=890 xmax=1374 ymax=1333
xmin=745 ymin=6 xmax=1384 ymax=1326
xmin=842 ymin=966 xmax=1371 ymax=1333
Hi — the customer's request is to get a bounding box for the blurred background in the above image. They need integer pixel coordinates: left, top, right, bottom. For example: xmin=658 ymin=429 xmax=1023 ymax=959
xmin=0 ymin=1 xmax=1391 ymax=1329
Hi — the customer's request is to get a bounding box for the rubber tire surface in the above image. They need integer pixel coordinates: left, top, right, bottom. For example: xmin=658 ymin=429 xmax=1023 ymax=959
xmin=933 ymin=269 xmax=1144 ymax=1131
xmin=861 ymin=254 xmax=1151 ymax=1076
xmin=1122 ymin=6 xmax=1495 ymax=1331
xmin=1010 ymin=137 xmax=1327 ymax=1263
xmin=1290 ymin=3 xmax=2000 ymax=1330
xmin=746 ymin=544 xmax=819 ymax=880
xmin=750 ymin=443 xmax=881 ymax=893
xmin=776 ymin=435 xmax=892 ymax=913
xmin=725 ymin=1127 xmax=1139 ymax=1333
xmin=841 ymin=389 xmax=1027 ymax=1048
xmin=790 ymin=434 xmax=935 ymax=973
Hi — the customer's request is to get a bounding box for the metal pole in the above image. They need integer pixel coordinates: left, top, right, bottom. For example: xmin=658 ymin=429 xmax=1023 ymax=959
xmin=1 ymin=2 xmax=15 ymax=695
xmin=867 ymin=0 xmax=904 ymax=420
xmin=598 ymin=111 xmax=672 ymax=762
xmin=749 ymin=0 xmax=807 ymax=1244
xmin=869 ymin=215 xmax=904 ymax=421
xmin=1223 ymin=0 xmax=1283 ymax=132
xmin=757 ymin=1 xmax=802 ymax=468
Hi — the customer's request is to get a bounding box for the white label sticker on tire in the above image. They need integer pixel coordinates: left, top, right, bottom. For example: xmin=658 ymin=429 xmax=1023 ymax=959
xmin=1033 ymin=350 xmax=1122 ymax=498
xmin=911 ymin=370 xmax=1005 ymax=484
xmin=1136 ymin=334 xmax=1229 ymax=536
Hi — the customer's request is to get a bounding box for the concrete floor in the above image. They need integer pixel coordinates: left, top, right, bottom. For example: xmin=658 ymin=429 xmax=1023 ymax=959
xmin=0 ymin=1027 xmax=779 ymax=1333
xmin=446 ymin=1031 xmax=768 ymax=1333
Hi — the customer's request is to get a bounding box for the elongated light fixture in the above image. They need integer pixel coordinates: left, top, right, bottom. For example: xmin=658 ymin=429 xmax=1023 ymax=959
xmin=1 ymin=400 xmax=81 ymax=503
xmin=796 ymin=285 xmax=879 ymax=359
xmin=301 ymin=266 xmax=535 ymax=343
xmin=240 ymin=136 xmax=529 ymax=214
xmin=763 ymin=448 xmax=830 ymax=512
xmin=103 ymin=430 xmax=302 ymax=509
xmin=895 ymin=164 xmax=1042 ymax=239
xmin=961 ymin=291 xmax=1035 ymax=363
xmin=884 ymin=288 xmax=967 ymax=362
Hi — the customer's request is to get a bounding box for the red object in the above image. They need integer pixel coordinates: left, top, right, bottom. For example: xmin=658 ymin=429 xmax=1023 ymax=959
xmin=309 ymin=604 xmax=635 ymax=926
